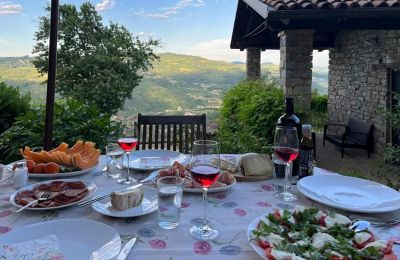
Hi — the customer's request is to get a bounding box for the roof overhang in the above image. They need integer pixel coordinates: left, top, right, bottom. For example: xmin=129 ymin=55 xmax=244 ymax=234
xmin=231 ymin=0 xmax=400 ymax=50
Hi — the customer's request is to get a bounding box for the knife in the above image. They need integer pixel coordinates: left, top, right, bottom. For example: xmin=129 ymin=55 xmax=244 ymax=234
xmin=77 ymin=184 xmax=143 ymax=207
xmin=139 ymin=171 xmax=159 ymax=183
xmin=117 ymin=237 xmax=137 ymax=260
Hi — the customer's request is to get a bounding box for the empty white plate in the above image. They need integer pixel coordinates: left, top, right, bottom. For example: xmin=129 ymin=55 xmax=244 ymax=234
xmin=92 ymin=186 xmax=158 ymax=218
xmin=126 ymin=150 xmax=187 ymax=171
xmin=0 ymin=219 xmax=121 ymax=260
xmin=297 ymin=175 xmax=400 ymax=213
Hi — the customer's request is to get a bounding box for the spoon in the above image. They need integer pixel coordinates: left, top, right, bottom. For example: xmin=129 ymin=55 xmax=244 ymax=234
xmin=350 ymin=220 xmax=371 ymax=232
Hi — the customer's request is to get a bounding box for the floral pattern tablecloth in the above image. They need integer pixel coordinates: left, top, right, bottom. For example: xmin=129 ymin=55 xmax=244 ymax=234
xmin=0 ymin=155 xmax=399 ymax=260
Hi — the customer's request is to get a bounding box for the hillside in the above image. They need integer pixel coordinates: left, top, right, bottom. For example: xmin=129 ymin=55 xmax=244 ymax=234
xmin=0 ymin=53 xmax=328 ymax=120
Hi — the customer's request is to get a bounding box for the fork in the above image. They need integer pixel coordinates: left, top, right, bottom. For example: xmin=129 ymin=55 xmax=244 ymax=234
xmin=15 ymin=190 xmax=65 ymax=213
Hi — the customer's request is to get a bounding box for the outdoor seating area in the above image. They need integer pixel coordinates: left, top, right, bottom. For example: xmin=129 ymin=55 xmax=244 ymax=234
xmin=0 ymin=0 xmax=400 ymax=260
xmin=323 ymin=118 xmax=374 ymax=158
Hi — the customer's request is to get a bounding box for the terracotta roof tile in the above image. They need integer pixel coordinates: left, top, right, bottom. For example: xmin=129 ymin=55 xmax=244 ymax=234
xmin=259 ymin=0 xmax=400 ymax=10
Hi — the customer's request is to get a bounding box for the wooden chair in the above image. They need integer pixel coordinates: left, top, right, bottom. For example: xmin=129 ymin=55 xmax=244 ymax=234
xmin=323 ymin=118 xmax=374 ymax=158
xmin=136 ymin=113 xmax=206 ymax=154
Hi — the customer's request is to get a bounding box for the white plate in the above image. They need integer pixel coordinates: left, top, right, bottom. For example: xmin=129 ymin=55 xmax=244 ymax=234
xmin=247 ymin=214 xmax=271 ymax=259
xmin=0 ymin=219 xmax=121 ymax=260
xmin=10 ymin=179 xmax=97 ymax=211
xmin=297 ymin=175 xmax=400 ymax=213
xmin=183 ymin=178 xmax=236 ymax=193
xmin=126 ymin=150 xmax=187 ymax=171
xmin=92 ymin=186 xmax=158 ymax=218
xmin=7 ymin=160 xmax=98 ymax=178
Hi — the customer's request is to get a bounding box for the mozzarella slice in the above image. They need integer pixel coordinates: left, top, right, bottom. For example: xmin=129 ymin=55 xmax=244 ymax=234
xmin=294 ymin=205 xmax=306 ymax=213
xmin=324 ymin=214 xmax=352 ymax=228
xmin=278 ymin=209 xmax=295 ymax=223
xmin=364 ymin=240 xmax=388 ymax=251
xmin=316 ymin=211 xmax=326 ymax=221
xmin=259 ymin=233 xmax=284 ymax=246
xmin=271 ymin=249 xmax=306 ymax=260
xmin=311 ymin=233 xmax=336 ymax=249
xmin=354 ymin=232 xmax=371 ymax=245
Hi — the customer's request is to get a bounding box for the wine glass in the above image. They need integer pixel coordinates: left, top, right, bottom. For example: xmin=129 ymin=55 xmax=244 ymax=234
xmin=189 ymin=140 xmax=221 ymax=240
xmin=273 ymin=126 xmax=299 ymax=202
xmin=117 ymin=122 xmax=138 ymax=185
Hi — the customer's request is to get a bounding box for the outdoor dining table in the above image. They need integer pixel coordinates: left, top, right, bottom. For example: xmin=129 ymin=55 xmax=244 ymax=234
xmin=0 ymin=155 xmax=399 ymax=259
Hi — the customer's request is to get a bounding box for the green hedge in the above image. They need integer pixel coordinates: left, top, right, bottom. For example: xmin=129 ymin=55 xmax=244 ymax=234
xmin=0 ymin=99 xmax=121 ymax=164
xmin=0 ymin=82 xmax=31 ymax=134
xmin=217 ymin=80 xmax=284 ymax=154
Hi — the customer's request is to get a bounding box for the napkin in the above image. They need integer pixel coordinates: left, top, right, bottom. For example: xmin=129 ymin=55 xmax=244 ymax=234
xmin=240 ymin=153 xmax=273 ymax=177
xmin=0 ymin=234 xmax=65 ymax=260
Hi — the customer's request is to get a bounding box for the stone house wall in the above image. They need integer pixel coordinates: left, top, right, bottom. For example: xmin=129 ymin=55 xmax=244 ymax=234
xmin=328 ymin=30 xmax=400 ymax=153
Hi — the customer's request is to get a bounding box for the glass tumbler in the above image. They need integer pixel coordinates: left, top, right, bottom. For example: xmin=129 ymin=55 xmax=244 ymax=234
xmin=157 ymin=176 xmax=184 ymax=230
xmin=106 ymin=144 xmax=124 ymax=178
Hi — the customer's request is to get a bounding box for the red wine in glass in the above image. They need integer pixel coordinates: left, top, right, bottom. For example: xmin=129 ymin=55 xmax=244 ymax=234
xmin=275 ymin=147 xmax=299 ymax=163
xmin=118 ymin=138 xmax=138 ymax=152
xmin=190 ymin=165 xmax=220 ymax=188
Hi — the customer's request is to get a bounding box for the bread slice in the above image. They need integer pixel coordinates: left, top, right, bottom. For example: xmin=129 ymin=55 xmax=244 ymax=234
xmin=111 ymin=188 xmax=144 ymax=211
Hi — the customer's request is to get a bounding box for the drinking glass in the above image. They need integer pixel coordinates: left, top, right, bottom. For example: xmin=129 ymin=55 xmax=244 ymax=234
xmin=189 ymin=140 xmax=221 ymax=240
xmin=117 ymin=123 xmax=138 ymax=185
xmin=157 ymin=176 xmax=184 ymax=229
xmin=106 ymin=144 xmax=123 ymax=178
xmin=273 ymin=126 xmax=299 ymax=202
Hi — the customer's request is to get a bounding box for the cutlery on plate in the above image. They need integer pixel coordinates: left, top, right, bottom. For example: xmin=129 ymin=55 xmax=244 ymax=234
xmin=77 ymin=183 xmax=143 ymax=207
xmin=117 ymin=237 xmax=137 ymax=260
xmin=350 ymin=220 xmax=371 ymax=232
xmin=138 ymin=171 xmax=159 ymax=183
xmin=350 ymin=216 xmax=400 ymax=227
xmin=14 ymin=190 xmax=66 ymax=213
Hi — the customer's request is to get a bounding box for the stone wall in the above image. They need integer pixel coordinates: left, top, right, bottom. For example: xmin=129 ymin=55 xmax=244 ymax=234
xmin=329 ymin=30 xmax=400 ymax=153
xmin=246 ymin=47 xmax=261 ymax=79
xmin=280 ymin=29 xmax=314 ymax=111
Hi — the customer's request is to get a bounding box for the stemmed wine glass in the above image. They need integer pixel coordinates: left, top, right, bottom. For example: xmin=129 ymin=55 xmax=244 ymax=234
xmin=273 ymin=126 xmax=299 ymax=202
xmin=189 ymin=140 xmax=221 ymax=240
xmin=117 ymin=123 xmax=138 ymax=185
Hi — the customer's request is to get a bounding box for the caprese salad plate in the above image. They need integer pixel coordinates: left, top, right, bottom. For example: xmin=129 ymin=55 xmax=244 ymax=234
xmin=248 ymin=206 xmax=397 ymax=260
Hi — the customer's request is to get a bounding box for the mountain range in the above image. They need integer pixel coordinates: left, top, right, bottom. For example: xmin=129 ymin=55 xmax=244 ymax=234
xmin=0 ymin=53 xmax=328 ymax=122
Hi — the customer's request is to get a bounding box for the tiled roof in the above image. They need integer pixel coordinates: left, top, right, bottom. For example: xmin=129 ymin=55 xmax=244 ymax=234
xmin=259 ymin=0 xmax=400 ymax=10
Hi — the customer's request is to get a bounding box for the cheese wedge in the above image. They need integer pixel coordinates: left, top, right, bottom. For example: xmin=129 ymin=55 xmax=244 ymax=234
xmin=111 ymin=188 xmax=144 ymax=211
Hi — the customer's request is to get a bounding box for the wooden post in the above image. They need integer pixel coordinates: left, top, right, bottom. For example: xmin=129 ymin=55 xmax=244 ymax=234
xmin=44 ymin=0 xmax=59 ymax=150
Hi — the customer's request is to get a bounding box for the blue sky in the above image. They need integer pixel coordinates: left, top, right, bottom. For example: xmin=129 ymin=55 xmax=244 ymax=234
xmin=0 ymin=0 xmax=328 ymax=66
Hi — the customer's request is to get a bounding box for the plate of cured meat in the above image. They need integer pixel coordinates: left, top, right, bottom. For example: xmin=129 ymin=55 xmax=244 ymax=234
xmin=10 ymin=179 xmax=97 ymax=211
xmin=156 ymin=161 xmax=236 ymax=193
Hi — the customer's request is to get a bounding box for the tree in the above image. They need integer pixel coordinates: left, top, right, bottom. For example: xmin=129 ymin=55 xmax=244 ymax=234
xmin=32 ymin=2 xmax=160 ymax=114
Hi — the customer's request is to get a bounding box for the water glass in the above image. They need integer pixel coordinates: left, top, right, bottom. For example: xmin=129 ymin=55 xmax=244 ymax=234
xmin=272 ymin=154 xmax=286 ymax=190
xmin=106 ymin=144 xmax=123 ymax=178
xmin=0 ymin=164 xmax=3 ymax=181
xmin=157 ymin=176 xmax=184 ymax=230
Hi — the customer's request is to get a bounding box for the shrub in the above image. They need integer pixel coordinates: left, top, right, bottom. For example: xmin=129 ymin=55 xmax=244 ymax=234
xmin=0 ymin=82 xmax=31 ymax=134
xmin=311 ymin=92 xmax=328 ymax=114
xmin=384 ymin=144 xmax=400 ymax=165
xmin=218 ymin=80 xmax=284 ymax=154
xmin=0 ymin=99 xmax=121 ymax=164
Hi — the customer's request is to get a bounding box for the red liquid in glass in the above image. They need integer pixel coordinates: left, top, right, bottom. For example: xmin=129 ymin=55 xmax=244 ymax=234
xmin=190 ymin=165 xmax=220 ymax=188
xmin=118 ymin=138 xmax=138 ymax=152
xmin=275 ymin=147 xmax=299 ymax=162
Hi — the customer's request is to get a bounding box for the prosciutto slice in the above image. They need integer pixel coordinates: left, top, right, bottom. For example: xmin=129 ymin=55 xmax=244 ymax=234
xmin=15 ymin=181 xmax=88 ymax=208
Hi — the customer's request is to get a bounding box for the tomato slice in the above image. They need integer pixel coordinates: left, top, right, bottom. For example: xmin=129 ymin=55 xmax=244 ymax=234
xmin=383 ymin=240 xmax=393 ymax=255
xmin=319 ymin=215 xmax=327 ymax=227
xmin=382 ymin=253 xmax=397 ymax=260
xmin=264 ymin=247 xmax=276 ymax=260
xmin=258 ymin=240 xmax=271 ymax=250
xmin=273 ymin=210 xmax=281 ymax=221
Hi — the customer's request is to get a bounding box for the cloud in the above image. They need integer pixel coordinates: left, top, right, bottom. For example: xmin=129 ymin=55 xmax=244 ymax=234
xmin=0 ymin=1 xmax=22 ymax=15
xmin=177 ymin=38 xmax=329 ymax=67
xmin=95 ymin=0 xmax=115 ymax=12
xmin=134 ymin=0 xmax=204 ymax=19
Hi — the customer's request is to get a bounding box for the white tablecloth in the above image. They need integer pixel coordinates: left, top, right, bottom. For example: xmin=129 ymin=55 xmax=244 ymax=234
xmin=0 ymin=155 xmax=399 ymax=259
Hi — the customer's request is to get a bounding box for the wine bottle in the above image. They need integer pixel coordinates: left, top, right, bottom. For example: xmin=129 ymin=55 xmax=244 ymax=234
xmin=299 ymin=124 xmax=314 ymax=179
xmin=277 ymin=97 xmax=302 ymax=177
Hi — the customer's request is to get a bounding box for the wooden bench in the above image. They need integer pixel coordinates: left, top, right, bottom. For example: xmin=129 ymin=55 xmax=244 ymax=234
xmin=136 ymin=113 xmax=206 ymax=154
xmin=323 ymin=118 xmax=374 ymax=158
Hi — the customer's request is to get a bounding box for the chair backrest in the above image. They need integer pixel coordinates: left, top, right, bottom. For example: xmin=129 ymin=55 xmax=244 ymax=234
xmin=347 ymin=118 xmax=374 ymax=145
xmin=136 ymin=113 xmax=206 ymax=154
